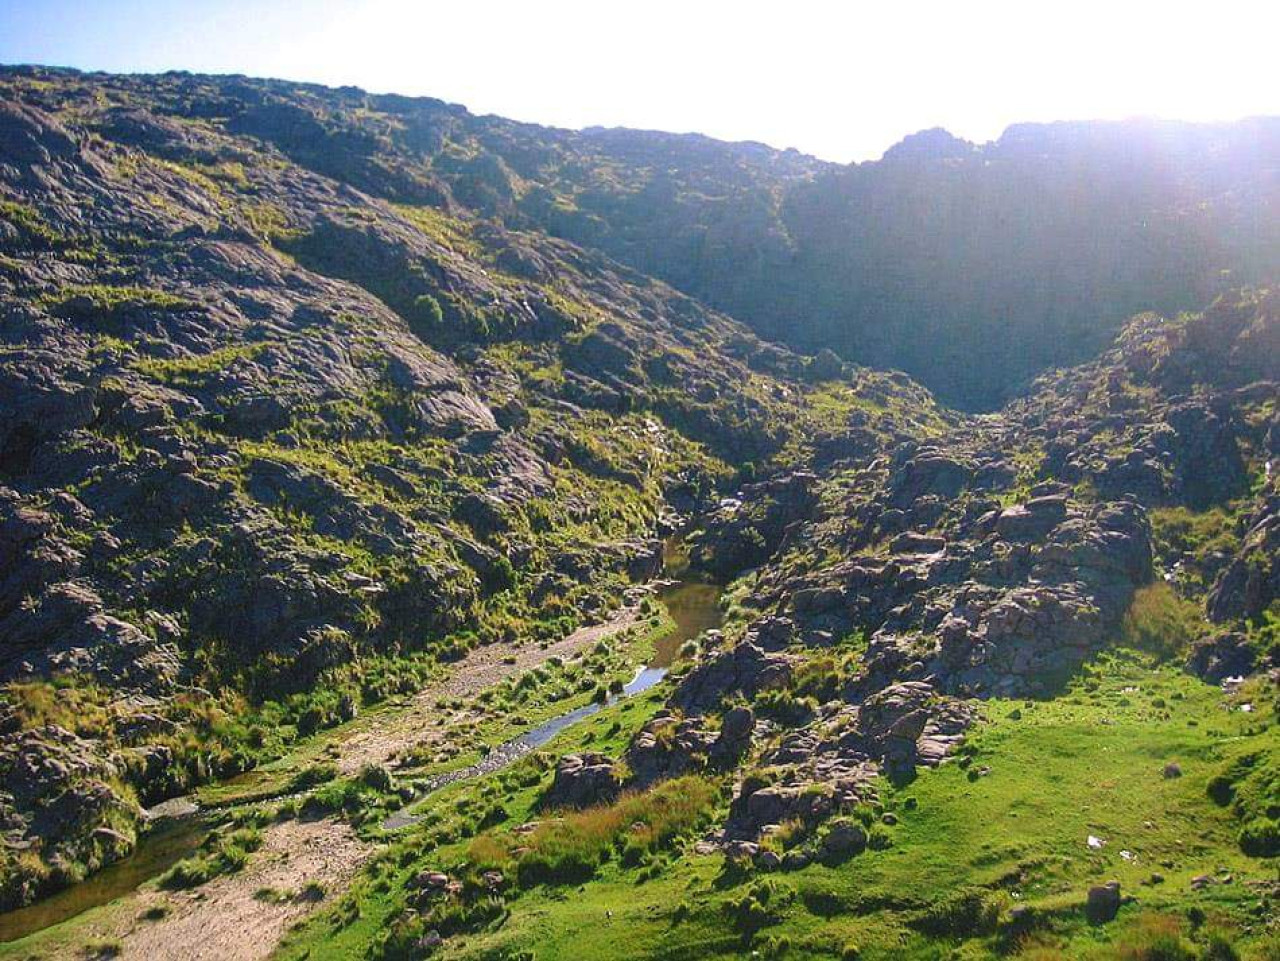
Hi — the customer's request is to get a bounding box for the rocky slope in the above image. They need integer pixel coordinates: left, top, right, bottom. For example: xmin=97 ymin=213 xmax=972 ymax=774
xmin=0 ymin=67 xmax=951 ymax=909
xmin=6 ymin=67 xmax=1278 ymax=410
xmin=550 ymin=289 xmax=1277 ymax=865
xmin=0 ymin=68 xmax=1275 ymax=953
xmin=297 ymin=288 xmax=1276 ymax=961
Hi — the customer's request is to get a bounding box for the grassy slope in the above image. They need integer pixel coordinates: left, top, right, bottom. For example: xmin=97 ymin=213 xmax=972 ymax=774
xmin=271 ymin=652 xmax=1277 ymax=960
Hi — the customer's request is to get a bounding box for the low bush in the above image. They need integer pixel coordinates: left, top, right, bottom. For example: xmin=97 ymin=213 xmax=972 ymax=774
xmin=1237 ymin=818 xmax=1279 ymax=857
xmin=1121 ymin=584 xmax=1204 ymax=659
xmin=723 ymin=879 xmax=782 ymax=936
xmin=1110 ymin=913 xmax=1195 ymax=960
xmin=159 ymin=827 xmax=263 ymax=890
xmin=289 ymin=763 xmax=338 ymax=792
xmin=910 ymin=888 xmax=1000 ymax=937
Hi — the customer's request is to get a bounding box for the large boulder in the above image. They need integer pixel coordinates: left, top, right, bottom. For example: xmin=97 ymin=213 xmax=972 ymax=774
xmin=541 ymin=753 xmax=621 ymax=810
xmin=625 ymin=714 xmax=715 ymax=786
xmin=988 ymin=495 xmax=1069 ymax=542
xmin=1184 ymin=631 xmax=1256 ymax=682
xmin=670 ymin=641 xmax=792 ymax=713
xmin=889 ymin=448 xmax=972 ymax=506
xmin=1085 ymin=881 xmax=1122 ymax=923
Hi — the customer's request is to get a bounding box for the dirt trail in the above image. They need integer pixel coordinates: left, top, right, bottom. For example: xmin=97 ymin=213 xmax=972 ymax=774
xmin=124 ymin=821 xmax=365 ymax=961
xmin=62 ymin=604 xmax=644 ymax=961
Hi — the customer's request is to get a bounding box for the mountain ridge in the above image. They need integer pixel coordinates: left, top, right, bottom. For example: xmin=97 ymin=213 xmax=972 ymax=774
xmin=8 ymin=64 xmax=1277 ymax=409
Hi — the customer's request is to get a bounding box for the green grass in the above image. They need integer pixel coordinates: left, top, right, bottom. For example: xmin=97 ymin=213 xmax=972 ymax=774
xmin=195 ymin=607 xmax=672 ymax=812
xmin=271 ymin=649 xmax=1276 ymax=960
xmin=133 ymin=342 xmax=266 ymax=385
xmin=271 ymin=682 xmax=676 ymax=961
xmin=41 ymin=284 xmax=195 ymax=319
xmin=0 ymin=199 xmax=65 ymax=247
xmin=157 ymin=827 xmax=263 ymax=890
xmin=1121 ymin=583 xmax=1208 ymax=660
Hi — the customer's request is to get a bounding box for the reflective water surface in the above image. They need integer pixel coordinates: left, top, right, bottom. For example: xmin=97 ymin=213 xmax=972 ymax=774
xmin=0 ymin=817 xmax=205 ymax=943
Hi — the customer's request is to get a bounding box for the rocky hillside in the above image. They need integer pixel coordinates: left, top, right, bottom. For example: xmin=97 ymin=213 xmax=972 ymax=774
xmin=544 ymin=288 xmax=1277 ymax=850
xmin=0 ymin=67 xmax=955 ymax=908
xmin=5 ymin=67 xmax=1276 ymax=410
xmin=0 ymin=67 xmax=1276 ymax=960
xmin=267 ymin=289 xmax=1277 ymax=961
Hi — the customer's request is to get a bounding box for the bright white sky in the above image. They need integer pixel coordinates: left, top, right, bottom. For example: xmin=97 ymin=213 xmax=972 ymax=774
xmin=1 ymin=0 xmax=1277 ymax=162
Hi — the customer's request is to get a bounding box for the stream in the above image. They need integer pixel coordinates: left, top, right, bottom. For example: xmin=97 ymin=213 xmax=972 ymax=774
xmin=0 ymin=546 xmax=724 ymax=944
xmin=381 ymin=572 xmax=724 ymax=829
xmin=0 ymin=817 xmax=205 ymax=944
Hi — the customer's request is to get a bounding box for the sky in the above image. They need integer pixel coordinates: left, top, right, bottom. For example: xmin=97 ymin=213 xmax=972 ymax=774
xmin=1 ymin=0 xmax=1277 ymax=163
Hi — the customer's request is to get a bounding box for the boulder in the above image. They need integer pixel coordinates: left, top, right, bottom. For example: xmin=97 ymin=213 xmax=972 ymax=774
xmin=992 ymin=495 xmax=1068 ymax=541
xmin=1207 ymin=492 xmax=1278 ymax=623
xmin=889 ymin=449 xmax=972 ymax=506
xmin=710 ymin=706 xmax=755 ymax=766
xmin=541 ymin=753 xmax=621 ymax=809
xmin=1085 ymin=881 xmax=1122 ymax=923
xmin=1184 ymin=631 xmax=1256 ymax=683
xmin=821 ymin=818 xmax=867 ymax=861
xmin=670 ymin=641 xmax=792 ymax=713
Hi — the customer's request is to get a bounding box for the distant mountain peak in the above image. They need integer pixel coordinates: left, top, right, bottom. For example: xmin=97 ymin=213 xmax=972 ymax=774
xmin=881 ymin=126 xmax=974 ymax=162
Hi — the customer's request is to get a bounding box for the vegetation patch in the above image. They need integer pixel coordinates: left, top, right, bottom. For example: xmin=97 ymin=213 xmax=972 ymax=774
xmin=42 ymin=284 xmax=195 ymax=321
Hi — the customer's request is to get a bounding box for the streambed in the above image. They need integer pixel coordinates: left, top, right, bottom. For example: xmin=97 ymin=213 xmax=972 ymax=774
xmin=382 ymin=573 xmax=723 ymax=829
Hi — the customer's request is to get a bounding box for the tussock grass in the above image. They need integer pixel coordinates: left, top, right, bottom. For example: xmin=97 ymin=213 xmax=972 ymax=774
xmin=468 ymin=775 xmax=718 ymax=886
xmin=1122 ymin=583 xmax=1205 ymax=659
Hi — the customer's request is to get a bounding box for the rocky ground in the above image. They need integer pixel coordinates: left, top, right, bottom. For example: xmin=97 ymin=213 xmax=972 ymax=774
xmin=543 ymin=290 xmax=1276 ymax=869
xmin=0 ymin=66 xmax=862 ymax=907
xmin=2 ymin=602 xmax=654 ymax=960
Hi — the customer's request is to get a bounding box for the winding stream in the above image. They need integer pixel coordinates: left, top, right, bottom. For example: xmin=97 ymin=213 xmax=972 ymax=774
xmin=0 ymin=546 xmax=724 ymax=944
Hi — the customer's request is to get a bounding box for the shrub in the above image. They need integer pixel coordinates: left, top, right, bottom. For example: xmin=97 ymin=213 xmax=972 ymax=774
xmin=513 ymin=776 xmax=717 ymax=887
xmin=288 ymin=763 xmax=338 ymax=792
xmin=1202 ymin=934 xmax=1241 ymax=961
xmin=159 ymin=857 xmax=217 ymax=890
xmin=911 ymin=889 xmax=999 ymax=937
xmin=159 ymin=828 xmax=262 ymax=890
xmin=1121 ymin=584 xmax=1204 ymax=659
xmin=1237 ymin=818 xmax=1280 ymax=857
xmin=723 ymin=879 xmax=780 ymax=935
xmin=1111 ymin=913 xmax=1194 ymax=960
xmin=357 ymin=764 xmax=396 ymax=793
xmin=411 ymin=293 xmax=444 ymax=329
xmin=1206 ymin=774 xmax=1234 ymax=806
xmin=754 ymin=688 xmax=813 ymax=726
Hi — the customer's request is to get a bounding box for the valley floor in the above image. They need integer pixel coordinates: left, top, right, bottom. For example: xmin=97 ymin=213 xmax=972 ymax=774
xmin=3 ymin=624 xmax=1275 ymax=961
xmin=0 ymin=601 xmax=650 ymax=961
xmin=275 ymin=650 xmax=1277 ymax=961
